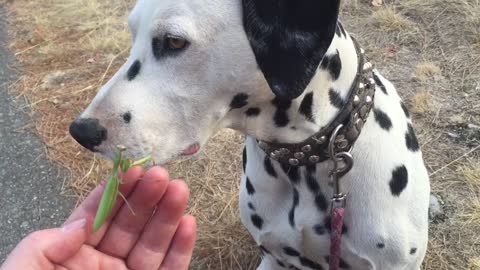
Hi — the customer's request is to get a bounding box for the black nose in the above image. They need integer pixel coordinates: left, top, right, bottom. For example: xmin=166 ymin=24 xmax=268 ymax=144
xmin=69 ymin=118 xmax=107 ymax=151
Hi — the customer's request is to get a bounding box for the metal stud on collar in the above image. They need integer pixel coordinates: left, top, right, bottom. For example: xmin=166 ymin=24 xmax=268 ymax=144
xmin=363 ymin=62 xmax=373 ymax=72
xmin=302 ymin=145 xmax=312 ymax=152
xmin=289 ymin=158 xmax=300 ymax=166
xmin=309 ymin=155 xmax=320 ymax=163
xmin=294 ymin=152 xmax=305 ymax=159
xmin=313 ymin=135 xmax=327 ymax=144
xmin=365 ymin=96 xmax=373 ymax=104
xmin=353 ymin=95 xmax=360 ymax=106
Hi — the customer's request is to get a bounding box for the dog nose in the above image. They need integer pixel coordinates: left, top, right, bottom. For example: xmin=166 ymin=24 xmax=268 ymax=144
xmin=69 ymin=118 xmax=108 ymax=151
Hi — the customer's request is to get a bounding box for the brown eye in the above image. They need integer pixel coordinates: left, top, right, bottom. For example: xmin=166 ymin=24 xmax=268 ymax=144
xmin=166 ymin=36 xmax=187 ymax=50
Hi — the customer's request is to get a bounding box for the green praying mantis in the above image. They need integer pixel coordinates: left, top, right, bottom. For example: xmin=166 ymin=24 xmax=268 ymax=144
xmin=93 ymin=145 xmax=153 ymax=232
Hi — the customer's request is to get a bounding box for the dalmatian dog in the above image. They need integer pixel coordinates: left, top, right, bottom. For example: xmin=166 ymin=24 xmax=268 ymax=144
xmin=69 ymin=0 xmax=431 ymax=269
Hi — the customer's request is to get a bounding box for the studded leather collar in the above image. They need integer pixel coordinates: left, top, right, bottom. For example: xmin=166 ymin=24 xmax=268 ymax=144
xmin=258 ymin=37 xmax=376 ymax=167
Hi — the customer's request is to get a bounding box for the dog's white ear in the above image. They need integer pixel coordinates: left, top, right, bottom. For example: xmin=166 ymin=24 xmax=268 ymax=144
xmin=243 ymin=0 xmax=340 ymax=99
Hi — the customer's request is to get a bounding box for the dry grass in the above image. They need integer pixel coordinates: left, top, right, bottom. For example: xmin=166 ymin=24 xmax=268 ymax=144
xmin=415 ymin=62 xmax=441 ymax=81
xmin=370 ymin=6 xmax=416 ymax=32
xmin=469 ymin=258 xmax=480 ymax=270
xmin=411 ymin=91 xmax=432 ymax=114
xmin=3 ymin=0 xmax=480 ymax=269
xmin=459 ymin=165 xmax=480 ymax=224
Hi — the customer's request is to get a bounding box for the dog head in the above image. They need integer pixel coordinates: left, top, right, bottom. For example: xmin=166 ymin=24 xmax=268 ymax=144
xmin=70 ymin=0 xmax=340 ymax=163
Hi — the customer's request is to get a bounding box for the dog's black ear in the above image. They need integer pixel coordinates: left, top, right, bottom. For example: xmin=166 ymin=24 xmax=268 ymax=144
xmin=243 ymin=0 xmax=340 ymax=99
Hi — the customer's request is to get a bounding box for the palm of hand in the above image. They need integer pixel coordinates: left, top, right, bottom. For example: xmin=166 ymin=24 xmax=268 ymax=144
xmin=1 ymin=167 xmax=196 ymax=270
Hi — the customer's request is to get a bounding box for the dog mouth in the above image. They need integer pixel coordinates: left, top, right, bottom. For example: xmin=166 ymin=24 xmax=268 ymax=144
xmin=181 ymin=143 xmax=201 ymax=156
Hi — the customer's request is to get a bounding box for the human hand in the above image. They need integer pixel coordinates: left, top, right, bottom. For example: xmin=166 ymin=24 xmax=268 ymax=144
xmin=1 ymin=166 xmax=196 ymax=270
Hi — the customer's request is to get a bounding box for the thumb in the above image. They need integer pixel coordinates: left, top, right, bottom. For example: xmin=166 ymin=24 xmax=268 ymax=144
xmin=41 ymin=218 xmax=89 ymax=263
xmin=1 ymin=219 xmax=89 ymax=270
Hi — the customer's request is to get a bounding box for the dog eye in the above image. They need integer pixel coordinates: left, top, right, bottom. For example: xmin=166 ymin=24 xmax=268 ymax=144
xmin=165 ymin=36 xmax=187 ymax=50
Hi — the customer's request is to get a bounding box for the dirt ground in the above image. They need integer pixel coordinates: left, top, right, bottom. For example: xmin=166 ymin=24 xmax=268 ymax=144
xmin=2 ymin=0 xmax=479 ymax=269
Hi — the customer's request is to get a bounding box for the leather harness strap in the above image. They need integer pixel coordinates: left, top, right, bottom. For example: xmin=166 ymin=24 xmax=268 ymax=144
xmin=257 ymin=37 xmax=376 ymax=167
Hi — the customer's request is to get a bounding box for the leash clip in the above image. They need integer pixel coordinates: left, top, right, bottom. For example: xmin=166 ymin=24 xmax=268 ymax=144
xmin=328 ymin=125 xmax=354 ymax=208
xmin=328 ymin=125 xmax=354 ymax=270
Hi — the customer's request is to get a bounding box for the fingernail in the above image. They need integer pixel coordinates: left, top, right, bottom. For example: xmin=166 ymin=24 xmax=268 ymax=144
xmin=61 ymin=218 xmax=86 ymax=233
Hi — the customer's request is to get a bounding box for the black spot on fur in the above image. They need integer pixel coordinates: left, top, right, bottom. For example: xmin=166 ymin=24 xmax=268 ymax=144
xmin=410 ymin=248 xmax=417 ymax=254
xmin=152 ymin=37 xmax=163 ymax=60
xmin=248 ymin=202 xmax=255 ymax=210
xmin=242 ymin=0 xmax=341 ymax=99
xmin=373 ymin=73 xmax=388 ymax=95
xmin=329 ymin=88 xmax=345 ymax=109
xmin=325 ymin=256 xmax=350 ymax=269
xmin=377 ymin=243 xmax=385 ymax=249
xmin=122 ymin=112 xmax=132 ymax=124
xmin=306 ymin=166 xmax=328 ymax=212
xmin=315 ymin=193 xmax=328 ymax=212
xmin=389 ymin=165 xmax=408 ymax=196
xmin=127 ymin=60 xmax=141 ymax=81
xmin=314 ymin=224 xmax=326 ymax=235
xmin=299 ymin=92 xmax=314 ymax=121
xmin=264 ymin=156 xmax=277 ymax=177
xmin=272 ymin=97 xmax=292 ymax=127
xmin=251 ymin=214 xmax=264 ymax=229
xmin=335 ymin=24 xmax=342 ymax=37
xmin=230 ymin=93 xmax=249 ymax=109
xmin=320 ymin=50 xmax=342 ymax=80
xmin=242 ymin=147 xmax=247 ymax=172
xmin=305 ymin=167 xmax=320 ymax=192
xmin=246 ymin=177 xmax=255 ymax=195
xmin=260 ymin=245 xmax=271 ymax=255
xmin=337 ymin=22 xmax=347 ymax=38
xmin=373 ymin=109 xmax=393 ymax=131
xmin=277 ymin=260 xmax=287 ymax=267
xmin=300 ymin=256 xmax=324 ymax=270
xmin=325 ymin=216 xmax=348 ymax=234
xmin=289 ymin=188 xmax=300 ymax=227
xmin=281 ymin=163 xmax=300 ymax=183
xmin=405 ymin=124 xmax=420 ymax=151
xmin=283 ymin=246 xmax=300 ymax=257
xmin=246 ymin=107 xmax=261 ymax=117
xmin=401 ymin=102 xmax=410 ymax=118
xmin=306 ymin=164 xmax=316 ymax=173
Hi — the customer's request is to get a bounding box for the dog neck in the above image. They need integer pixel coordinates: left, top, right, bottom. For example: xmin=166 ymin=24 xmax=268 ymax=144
xmin=227 ymin=26 xmax=360 ymax=144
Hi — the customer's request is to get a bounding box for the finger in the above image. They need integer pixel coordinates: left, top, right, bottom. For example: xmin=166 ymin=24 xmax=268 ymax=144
xmin=127 ymin=180 xmax=189 ymax=270
xmin=1 ymin=219 xmax=88 ymax=269
xmin=159 ymin=215 xmax=197 ymax=270
xmin=97 ymin=167 xmax=170 ymax=258
xmin=64 ymin=166 xmax=144 ymax=246
xmin=61 ymin=245 xmax=128 ymax=270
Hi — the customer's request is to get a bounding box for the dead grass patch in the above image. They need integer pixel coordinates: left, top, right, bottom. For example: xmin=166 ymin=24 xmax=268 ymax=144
xmin=415 ymin=62 xmax=441 ymax=81
xmin=370 ymin=6 xmax=416 ymax=32
xmin=469 ymin=258 xmax=480 ymax=270
xmin=411 ymin=90 xmax=432 ymax=114
xmin=459 ymin=164 xmax=480 ymax=224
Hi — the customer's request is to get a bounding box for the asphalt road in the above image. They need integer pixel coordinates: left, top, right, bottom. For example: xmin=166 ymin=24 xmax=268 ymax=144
xmin=0 ymin=5 xmax=76 ymax=263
